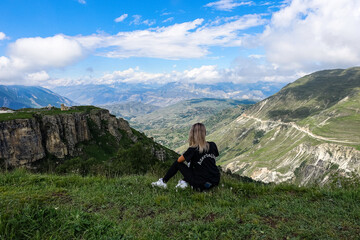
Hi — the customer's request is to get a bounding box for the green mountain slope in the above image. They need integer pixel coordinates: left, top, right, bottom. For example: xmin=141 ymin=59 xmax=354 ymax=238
xmin=130 ymin=98 xmax=255 ymax=150
xmin=209 ymin=67 xmax=360 ymax=185
xmin=0 ymin=85 xmax=75 ymax=109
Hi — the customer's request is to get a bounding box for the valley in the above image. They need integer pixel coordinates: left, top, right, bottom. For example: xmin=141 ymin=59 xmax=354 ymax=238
xmin=126 ymin=98 xmax=255 ymax=149
xmin=0 ymin=67 xmax=359 ymax=186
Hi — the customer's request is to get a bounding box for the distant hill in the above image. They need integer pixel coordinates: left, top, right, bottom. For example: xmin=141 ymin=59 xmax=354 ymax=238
xmin=130 ymin=98 xmax=256 ymax=150
xmin=0 ymin=85 xmax=74 ymax=109
xmin=102 ymin=101 xmax=160 ymax=120
xmin=52 ymin=82 xmax=282 ymax=106
xmin=207 ymin=67 xmax=360 ymax=185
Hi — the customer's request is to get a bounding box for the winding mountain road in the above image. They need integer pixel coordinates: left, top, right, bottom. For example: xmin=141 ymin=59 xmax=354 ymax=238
xmin=239 ymin=114 xmax=357 ymax=144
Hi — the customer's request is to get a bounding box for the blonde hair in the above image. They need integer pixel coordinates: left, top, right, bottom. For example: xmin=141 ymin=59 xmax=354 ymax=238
xmin=188 ymin=123 xmax=209 ymax=153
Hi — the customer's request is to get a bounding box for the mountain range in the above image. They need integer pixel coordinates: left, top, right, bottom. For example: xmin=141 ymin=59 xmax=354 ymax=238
xmin=52 ymin=81 xmax=283 ymax=107
xmin=0 ymin=85 xmax=74 ymax=109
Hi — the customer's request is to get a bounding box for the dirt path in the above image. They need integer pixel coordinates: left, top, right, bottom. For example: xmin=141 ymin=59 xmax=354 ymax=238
xmin=239 ymin=115 xmax=357 ymax=144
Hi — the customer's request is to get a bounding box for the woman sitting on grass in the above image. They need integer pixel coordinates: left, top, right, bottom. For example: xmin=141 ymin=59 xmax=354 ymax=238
xmin=152 ymin=123 xmax=220 ymax=191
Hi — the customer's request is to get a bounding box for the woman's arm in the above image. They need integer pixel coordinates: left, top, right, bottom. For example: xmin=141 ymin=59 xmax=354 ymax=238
xmin=177 ymin=155 xmax=185 ymax=163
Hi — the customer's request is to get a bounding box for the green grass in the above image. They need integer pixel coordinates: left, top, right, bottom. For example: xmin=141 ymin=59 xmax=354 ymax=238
xmin=1 ymin=169 xmax=360 ymax=239
xmin=0 ymin=106 xmax=100 ymax=122
xmin=0 ymin=112 xmax=34 ymax=121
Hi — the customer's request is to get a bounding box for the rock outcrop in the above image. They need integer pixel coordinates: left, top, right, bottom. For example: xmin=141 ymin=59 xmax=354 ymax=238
xmin=0 ymin=118 xmax=45 ymax=166
xmin=0 ymin=109 xmax=135 ymax=167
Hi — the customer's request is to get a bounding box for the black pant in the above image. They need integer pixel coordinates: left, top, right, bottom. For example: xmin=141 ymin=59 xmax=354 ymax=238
xmin=163 ymin=161 xmax=217 ymax=191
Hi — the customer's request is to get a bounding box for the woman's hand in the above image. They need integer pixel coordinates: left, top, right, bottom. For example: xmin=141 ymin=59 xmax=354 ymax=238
xmin=177 ymin=155 xmax=185 ymax=163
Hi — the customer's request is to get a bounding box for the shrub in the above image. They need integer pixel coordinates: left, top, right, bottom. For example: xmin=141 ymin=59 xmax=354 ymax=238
xmin=110 ymin=143 xmax=158 ymax=175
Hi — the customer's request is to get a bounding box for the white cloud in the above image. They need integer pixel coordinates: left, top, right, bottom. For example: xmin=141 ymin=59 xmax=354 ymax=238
xmin=78 ymin=0 xmax=86 ymax=4
xmin=73 ymin=16 xmax=263 ymax=59
xmin=101 ymin=18 xmax=207 ymax=59
xmin=163 ymin=17 xmax=174 ymax=23
xmin=115 ymin=14 xmax=128 ymax=23
xmin=50 ymin=60 xmax=298 ymax=87
xmin=130 ymin=15 xmax=156 ymax=26
xmin=205 ymin=0 xmax=253 ymax=11
xmin=50 ymin=66 xmax=223 ymax=85
xmin=0 ymin=56 xmax=16 ymax=80
xmin=0 ymin=32 xmax=7 ymax=40
xmin=142 ymin=19 xmax=156 ymax=26
xmin=183 ymin=65 xmax=222 ymax=83
xmin=26 ymin=71 xmax=50 ymax=82
xmin=85 ymin=15 xmax=264 ymax=59
xmin=231 ymin=56 xmax=307 ymax=83
xmin=130 ymin=15 xmax=142 ymax=25
xmin=0 ymin=35 xmax=85 ymax=83
xmin=262 ymin=0 xmax=360 ymax=71
xmin=100 ymin=67 xmax=168 ymax=84
xmin=248 ymin=54 xmax=265 ymax=59
xmin=8 ymin=35 xmax=84 ymax=70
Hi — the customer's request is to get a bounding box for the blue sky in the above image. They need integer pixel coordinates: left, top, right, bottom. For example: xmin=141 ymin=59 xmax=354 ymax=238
xmin=0 ymin=0 xmax=360 ymax=86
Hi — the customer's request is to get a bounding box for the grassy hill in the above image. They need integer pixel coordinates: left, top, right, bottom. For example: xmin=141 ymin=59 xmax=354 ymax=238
xmin=1 ymin=169 xmax=359 ymax=239
xmin=207 ymin=67 xmax=360 ymax=185
xmin=130 ymin=98 xmax=255 ymax=150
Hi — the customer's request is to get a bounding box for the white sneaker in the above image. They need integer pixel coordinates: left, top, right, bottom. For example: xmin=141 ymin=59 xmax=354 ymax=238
xmin=175 ymin=179 xmax=189 ymax=189
xmin=151 ymin=178 xmax=167 ymax=189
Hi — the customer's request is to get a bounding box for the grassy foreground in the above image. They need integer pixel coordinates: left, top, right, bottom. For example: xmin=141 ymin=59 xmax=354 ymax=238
xmin=1 ymin=170 xmax=359 ymax=240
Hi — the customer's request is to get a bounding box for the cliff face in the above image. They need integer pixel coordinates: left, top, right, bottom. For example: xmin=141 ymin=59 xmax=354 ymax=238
xmin=0 ymin=118 xmax=45 ymax=166
xmin=0 ymin=109 xmax=135 ymax=167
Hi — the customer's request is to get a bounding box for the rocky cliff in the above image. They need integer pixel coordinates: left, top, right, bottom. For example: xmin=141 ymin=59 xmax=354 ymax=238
xmin=0 ymin=107 xmax=140 ymax=168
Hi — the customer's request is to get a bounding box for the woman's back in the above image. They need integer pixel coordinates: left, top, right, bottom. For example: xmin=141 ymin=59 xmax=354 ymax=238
xmin=183 ymin=141 xmax=220 ymax=185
